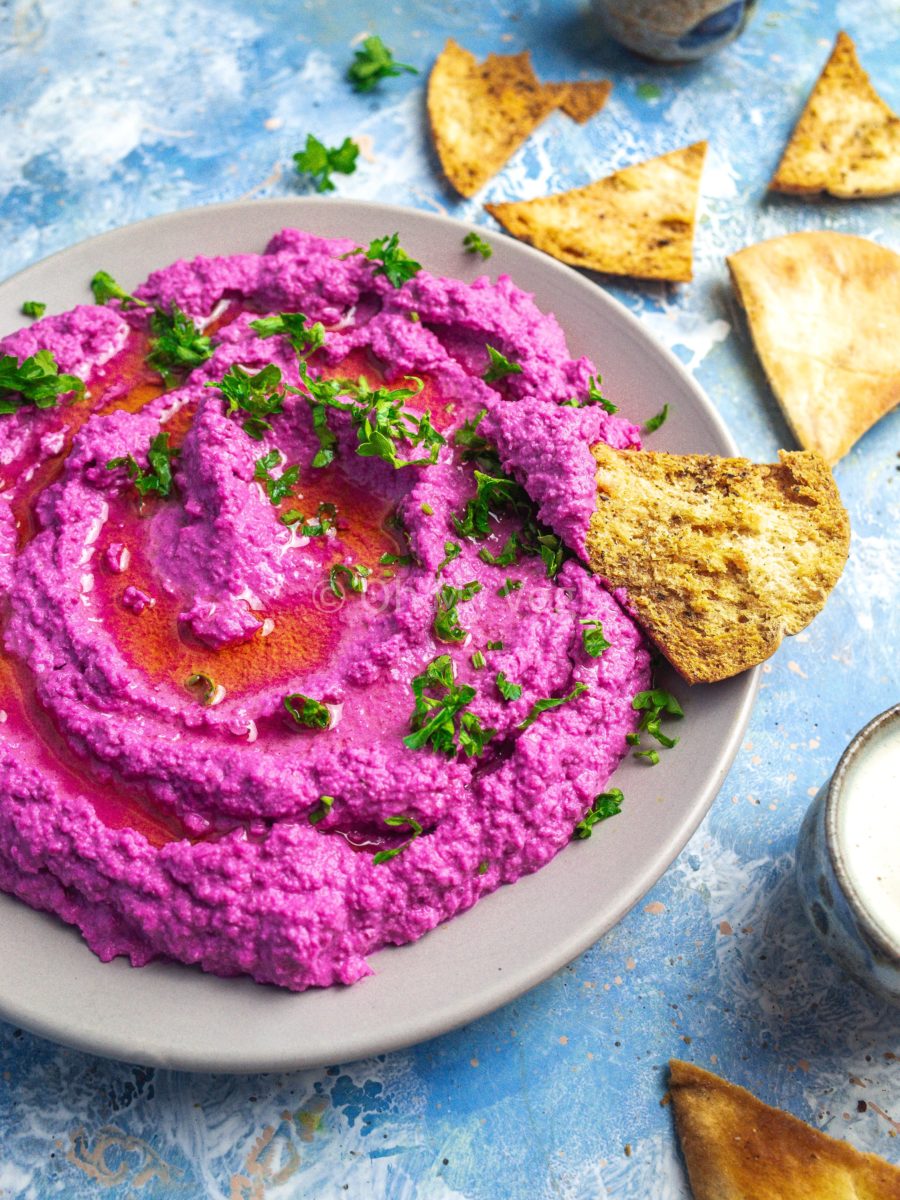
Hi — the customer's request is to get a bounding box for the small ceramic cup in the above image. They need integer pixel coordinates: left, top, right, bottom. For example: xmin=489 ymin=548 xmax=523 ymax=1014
xmin=590 ymin=0 xmax=758 ymax=62
xmin=796 ymin=704 xmax=900 ymax=1006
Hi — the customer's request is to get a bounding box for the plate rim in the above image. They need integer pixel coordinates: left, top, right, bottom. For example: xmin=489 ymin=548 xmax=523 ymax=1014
xmin=0 ymin=197 xmax=759 ymax=1072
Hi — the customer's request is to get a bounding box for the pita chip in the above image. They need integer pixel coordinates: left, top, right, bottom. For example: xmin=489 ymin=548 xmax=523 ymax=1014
xmin=485 ymin=142 xmax=707 ymax=282
xmin=585 ymin=445 xmax=849 ymax=684
xmin=427 ymin=40 xmax=558 ymax=198
xmin=728 ymin=231 xmax=900 ymax=464
xmin=771 ymin=31 xmax=900 ymax=197
xmin=669 ymin=1060 xmax=900 ymax=1200
xmin=543 ymin=79 xmax=612 ymax=124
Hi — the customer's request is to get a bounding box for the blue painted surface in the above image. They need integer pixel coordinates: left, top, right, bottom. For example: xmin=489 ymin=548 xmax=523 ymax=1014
xmin=1 ymin=0 xmax=900 ymax=1195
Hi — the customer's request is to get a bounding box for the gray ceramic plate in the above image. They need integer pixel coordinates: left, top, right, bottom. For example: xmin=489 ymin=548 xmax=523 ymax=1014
xmin=0 ymin=199 xmax=758 ymax=1072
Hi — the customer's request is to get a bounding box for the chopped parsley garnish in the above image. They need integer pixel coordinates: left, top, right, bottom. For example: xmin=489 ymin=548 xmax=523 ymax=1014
xmin=587 ymin=374 xmax=617 ymax=414
xmin=372 ymin=815 xmax=423 ymax=866
xmin=0 ymin=350 xmax=84 ymax=414
xmin=251 ymin=312 xmax=326 ymax=358
xmin=483 ymin=345 xmax=523 ymax=383
xmin=308 ymin=795 xmax=335 ymax=826
xmin=580 ymin=619 xmax=611 ymax=658
xmin=185 ymin=672 xmax=217 ymax=706
xmin=643 ymin=404 xmax=669 ymax=434
xmin=497 ymin=577 xmax=522 ymax=598
xmin=328 ymin=562 xmax=371 ymax=598
xmin=436 ymin=540 xmax=461 ymax=576
xmin=454 ymin=469 xmax=526 ymax=539
xmin=628 ymin=687 xmax=684 ymax=764
xmin=518 ymin=681 xmax=588 ymax=731
xmin=281 ymin=501 xmax=337 ymax=537
xmin=454 ymin=408 xmax=489 ymax=455
xmin=209 ymin=363 xmax=286 ymax=440
xmin=421 ymin=502 xmax=434 ymax=515
xmin=478 ymin=533 xmax=519 ymax=568
xmin=147 ymin=304 xmax=212 ymax=385
xmin=463 ymin=231 xmax=493 ymax=260
xmin=404 ymin=654 xmax=495 ymax=758
xmin=380 ymin=550 xmax=414 ymax=566
xmin=408 ymin=311 xmax=420 ymax=322
xmin=535 ymin=532 xmax=564 ymax=579
xmin=254 ymin=450 xmax=300 ymax=505
xmin=486 ymin=639 xmax=503 ymax=651
xmin=21 ymin=301 xmax=46 ymax=318
xmin=283 ymin=693 xmax=332 ymax=730
xmin=433 ymin=580 xmax=481 ymax=643
xmin=349 ymin=232 xmax=421 ymax=289
xmin=573 ymin=788 xmax=623 ymax=839
xmin=496 ymin=671 xmax=522 ymax=702
xmin=347 ymin=35 xmax=417 ymax=92
xmin=297 ymin=361 xmax=443 ymax=470
xmin=477 ymin=860 xmax=490 ymax=875
xmin=471 ymin=650 xmax=486 ymax=670
xmin=293 ymin=133 xmax=359 ymax=193
xmin=90 ymin=270 xmax=148 ymax=309
xmin=107 ymin=432 xmax=177 ymax=499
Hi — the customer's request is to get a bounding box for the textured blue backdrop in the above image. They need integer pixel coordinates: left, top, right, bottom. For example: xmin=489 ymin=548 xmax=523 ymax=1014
xmin=1 ymin=0 xmax=899 ymax=1196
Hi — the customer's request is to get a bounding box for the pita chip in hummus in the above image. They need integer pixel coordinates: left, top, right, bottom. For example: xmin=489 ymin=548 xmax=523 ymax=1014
xmin=584 ymin=445 xmax=850 ymax=684
xmin=485 ymin=142 xmax=707 ymax=283
xmin=770 ymin=31 xmax=900 ymax=198
xmin=728 ymin=231 xmax=900 ymax=465
xmin=669 ymin=1060 xmax=900 ymax=1200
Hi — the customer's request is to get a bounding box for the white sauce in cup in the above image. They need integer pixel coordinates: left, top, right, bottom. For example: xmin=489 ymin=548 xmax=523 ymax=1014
xmin=836 ymin=719 xmax=900 ymax=942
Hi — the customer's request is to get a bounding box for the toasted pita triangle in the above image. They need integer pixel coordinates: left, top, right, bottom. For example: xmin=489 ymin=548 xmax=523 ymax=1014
xmin=771 ymin=31 xmax=900 ymax=197
xmin=728 ymin=231 xmax=900 ymax=465
xmin=543 ymin=79 xmax=612 ymax=124
xmin=669 ymin=1060 xmax=900 ymax=1200
xmin=427 ymin=39 xmax=558 ymax=198
xmin=485 ymin=143 xmax=706 ymax=282
xmin=585 ymin=446 xmax=849 ymax=684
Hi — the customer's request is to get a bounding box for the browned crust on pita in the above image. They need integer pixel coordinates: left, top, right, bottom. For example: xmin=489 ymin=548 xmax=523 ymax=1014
xmin=543 ymin=79 xmax=612 ymax=123
xmin=771 ymin=31 xmax=900 ymax=197
xmin=728 ymin=231 xmax=900 ymax=465
xmin=426 ymin=39 xmax=558 ymax=198
xmin=669 ymin=1060 xmax=900 ymax=1200
xmin=584 ymin=446 xmax=849 ymax=684
xmin=485 ymin=142 xmax=706 ymax=283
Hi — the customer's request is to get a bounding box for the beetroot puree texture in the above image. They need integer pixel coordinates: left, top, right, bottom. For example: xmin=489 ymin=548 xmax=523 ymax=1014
xmin=0 ymin=230 xmax=650 ymax=991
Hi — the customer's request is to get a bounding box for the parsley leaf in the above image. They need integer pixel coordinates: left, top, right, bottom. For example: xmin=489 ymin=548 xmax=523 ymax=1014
xmin=434 ymin=580 xmax=481 ymax=643
xmin=496 ymin=671 xmax=522 ymax=702
xmin=147 ymin=304 xmax=212 ymax=385
xmin=351 ymin=233 xmax=421 ymax=288
xmin=629 ymin=687 xmax=683 ymax=764
xmin=250 ymin=312 xmax=326 ymax=358
xmin=643 ymin=403 xmax=669 ymax=434
xmin=436 ymin=540 xmax=461 ymax=576
xmin=90 ymin=270 xmax=148 ymax=309
xmin=283 ymin=693 xmax=332 ymax=730
xmin=185 ymin=672 xmax=218 ymax=706
xmin=0 ymin=350 xmax=85 ymax=414
xmin=380 ymin=550 xmax=414 ymax=566
xmin=404 ymin=654 xmax=495 ymax=757
xmin=518 ymin=681 xmax=588 ymax=731
xmin=471 ymin=650 xmax=486 ymax=670
xmin=454 ymin=469 xmax=528 ymax=539
xmin=372 ymin=815 xmax=423 ymax=866
xmin=463 ymin=231 xmax=493 ymax=260
xmin=208 ymin=363 xmax=286 ymax=440
xmin=580 ymin=619 xmax=611 ymax=658
xmin=486 ymin=639 xmax=503 ymax=651
xmin=483 ymin=345 xmax=523 ymax=383
xmin=478 ymin=532 xmax=519 ymax=568
xmin=107 ymin=431 xmax=177 ymax=499
xmin=328 ymin=562 xmax=371 ymax=598
xmin=254 ymin=450 xmax=300 ymax=505
xmin=497 ymin=577 xmax=522 ymax=598
xmin=293 ymin=134 xmax=359 ymax=193
xmin=281 ymin=501 xmax=337 ymax=537
xmin=347 ymin=35 xmax=417 ymax=93
xmin=309 ymin=795 xmax=335 ymax=826
xmin=454 ymin=408 xmax=490 ymax=455
xmin=21 ymin=301 xmax=46 ymax=318
xmin=573 ymin=788 xmax=623 ymax=839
